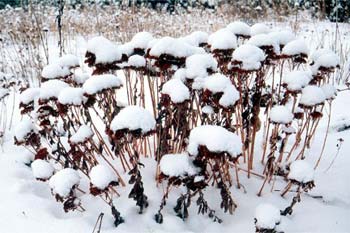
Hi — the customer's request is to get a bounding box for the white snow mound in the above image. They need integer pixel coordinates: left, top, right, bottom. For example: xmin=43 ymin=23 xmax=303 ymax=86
xmin=187 ymin=125 xmax=242 ymax=158
xmin=110 ymin=106 xmax=156 ymax=134
xmin=159 ymin=153 xmax=197 ymax=177
xmin=49 ymin=168 xmax=80 ymax=197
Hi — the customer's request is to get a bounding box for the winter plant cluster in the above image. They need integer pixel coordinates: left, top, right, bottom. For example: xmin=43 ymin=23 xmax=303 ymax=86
xmin=14 ymin=21 xmax=340 ymax=232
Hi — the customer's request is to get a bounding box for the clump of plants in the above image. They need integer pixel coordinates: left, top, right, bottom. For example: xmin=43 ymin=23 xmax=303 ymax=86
xmin=13 ymin=21 xmax=340 ymax=228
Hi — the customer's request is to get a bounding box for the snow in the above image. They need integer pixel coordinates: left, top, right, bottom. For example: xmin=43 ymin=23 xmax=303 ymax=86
xmin=31 ymin=159 xmax=55 ymax=180
xmin=119 ymin=42 xmax=134 ymax=57
xmin=73 ymin=72 xmax=90 ymax=85
xmin=70 ymin=125 xmax=94 ymax=144
xmin=310 ymin=48 xmax=334 ymax=63
xmin=173 ymin=68 xmax=187 ymax=82
xmin=149 ymin=37 xmax=204 ymax=58
xmin=83 ymin=74 xmax=123 ymax=95
xmin=299 ymin=85 xmax=326 ymax=107
xmin=281 ymin=125 xmax=296 ymax=134
xmin=0 ymin=88 xmax=9 ymax=99
xmin=183 ymin=31 xmax=209 ymax=46
xmin=15 ymin=150 xmax=34 ymax=165
xmin=58 ymin=87 xmax=85 ymax=106
xmin=282 ymin=39 xmax=309 ymax=56
xmin=203 ymin=73 xmax=239 ymax=107
xmin=283 ymin=70 xmax=312 ymax=91
xmin=130 ymin=31 xmax=154 ymax=49
xmin=187 ymin=125 xmax=242 ymax=158
xmin=89 ymin=165 xmax=117 ymax=190
xmin=269 ymin=105 xmax=293 ymax=124
xmin=185 ymin=53 xmax=217 ymax=79
xmin=86 ymin=36 xmax=122 ymax=64
xmin=161 ymin=79 xmax=190 ymax=103
xmin=255 ymin=203 xmax=281 ymax=230
xmin=49 ymin=168 xmax=80 ymax=198
xmin=250 ymin=23 xmax=270 ymax=36
xmin=14 ymin=118 xmax=36 ymax=142
xmin=202 ymin=105 xmax=214 ymax=114
xmin=159 ymin=153 xmax=197 ymax=177
xmin=321 ymin=84 xmax=337 ymax=100
xmin=313 ymin=53 xmax=340 ymax=70
xmin=110 ymin=106 xmax=156 ymax=134
xmin=41 ymin=63 xmax=71 ymax=80
xmin=288 ymin=160 xmax=314 ymax=183
xmin=247 ymin=34 xmax=279 ymax=53
xmin=269 ymin=30 xmax=295 ymax=46
xmin=20 ymin=88 xmax=40 ymax=105
xmin=226 ymin=21 xmax=251 ymax=37
xmin=39 ymin=80 xmax=69 ymax=100
xmin=231 ymin=44 xmax=265 ymax=70
xmin=2 ymin=14 xmax=350 ymax=233
xmin=208 ymin=29 xmax=237 ymax=51
xmin=128 ymin=55 xmax=146 ymax=68
xmin=58 ymin=54 xmax=80 ymax=68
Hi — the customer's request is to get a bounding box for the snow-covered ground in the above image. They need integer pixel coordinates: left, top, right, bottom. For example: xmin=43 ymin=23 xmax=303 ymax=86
xmin=1 ymin=91 xmax=350 ymax=232
xmin=0 ymin=17 xmax=350 ymax=233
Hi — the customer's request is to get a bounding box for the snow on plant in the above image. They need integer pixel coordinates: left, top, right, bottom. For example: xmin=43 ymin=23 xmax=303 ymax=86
xmin=12 ymin=20 xmax=342 ymax=229
xmin=280 ymin=160 xmax=315 ymax=216
xmin=254 ymin=203 xmax=281 ymax=233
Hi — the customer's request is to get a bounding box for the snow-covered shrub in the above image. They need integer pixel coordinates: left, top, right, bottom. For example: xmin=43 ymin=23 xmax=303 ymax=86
xmin=13 ymin=22 xmax=341 ymax=228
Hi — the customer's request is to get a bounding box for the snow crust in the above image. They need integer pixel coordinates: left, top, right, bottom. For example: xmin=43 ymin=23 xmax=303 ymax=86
xmin=70 ymin=125 xmax=94 ymax=144
xmin=208 ymin=29 xmax=237 ymax=51
xmin=83 ymin=74 xmax=123 ymax=95
xmin=203 ymin=73 xmax=239 ymax=107
xmin=231 ymin=44 xmax=265 ymax=70
xmin=269 ymin=105 xmax=293 ymax=124
xmin=159 ymin=153 xmax=197 ymax=177
xmin=89 ymin=165 xmax=117 ymax=190
xmin=161 ymin=79 xmax=190 ymax=103
xmin=31 ymin=159 xmax=54 ymax=180
xmin=87 ymin=36 xmax=122 ymax=64
xmin=187 ymin=125 xmax=242 ymax=158
xmin=110 ymin=106 xmax=156 ymax=134
xmin=49 ymin=168 xmax=80 ymax=197
xmin=299 ymin=85 xmax=326 ymax=106
xmin=255 ymin=203 xmax=281 ymax=229
xmin=58 ymin=87 xmax=85 ymax=105
xmin=288 ymin=160 xmax=314 ymax=183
